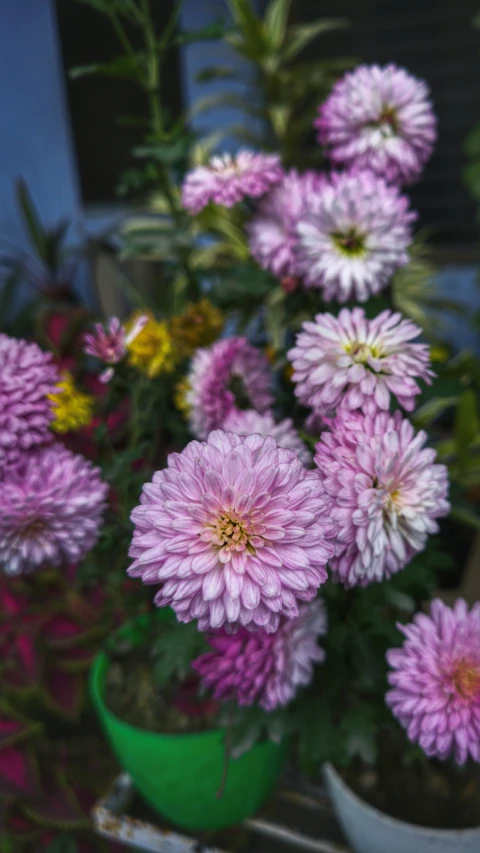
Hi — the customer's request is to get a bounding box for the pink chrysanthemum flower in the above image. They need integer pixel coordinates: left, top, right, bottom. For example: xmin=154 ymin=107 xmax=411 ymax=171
xmin=193 ymin=599 xmax=327 ymax=711
xmin=128 ymin=430 xmax=336 ymax=632
xmin=0 ymin=444 xmax=108 ymax=575
xmin=83 ymin=315 xmax=148 ymax=383
xmin=247 ymin=170 xmax=326 ymax=278
xmin=314 ymin=411 xmax=449 ymax=587
xmin=0 ymin=334 xmax=59 ymax=472
xmin=288 ymin=308 xmax=434 ymax=417
xmin=296 ymin=170 xmax=415 ymax=302
xmin=386 ymin=599 xmax=480 ymax=765
xmin=315 ymin=64 xmax=437 ymax=185
xmin=181 ymin=150 xmax=283 ymax=214
xmin=222 ymin=408 xmax=311 ymax=466
xmin=185 ymin=337 xmax=273 ymax=440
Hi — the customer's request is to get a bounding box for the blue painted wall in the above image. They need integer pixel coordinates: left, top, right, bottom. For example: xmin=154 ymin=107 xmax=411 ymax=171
xmin=0 ymin=0 xmax=79 ymax=249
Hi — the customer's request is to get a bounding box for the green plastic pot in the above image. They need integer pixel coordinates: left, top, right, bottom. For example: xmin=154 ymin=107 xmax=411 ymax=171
xmin=90 ymin=616 xmax=287 ymax=832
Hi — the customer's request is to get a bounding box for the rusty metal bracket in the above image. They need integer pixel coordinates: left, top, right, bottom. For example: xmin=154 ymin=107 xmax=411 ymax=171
xmin=92 ymin=774 xmax=351 ymax=853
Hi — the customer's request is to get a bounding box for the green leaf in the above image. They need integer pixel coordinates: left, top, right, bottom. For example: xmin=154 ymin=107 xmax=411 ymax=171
xmin=265 ymin=0 xmax=291 ymax=49
xmin=151 ymin=622 xmax=208 ymax=687
xmin=412 ymin=396 xmax=458 ymax=428
xmin=464 ymin=123 xmax=480 ymax=156
xmin=186 ymin=92 xmax=262 ymax=122
xmin=195 ymin=65 xmax=239 ymax=83
xmin=341 ymin=704 xmax=379 ymax=765
xmin=69 ymin=55 xmax=141 ymax=82
xmin=16 ymin=179 xmax=48 ymax=263
xmin=132 ymin=136 xmax=193 ymax=164
xmin=450 ymin=505 xmax=480 ymax=531
xmin=284 ymin=18 xmax=349 ymax=60
xmin=176 ymin=19 xmax=230 ymax=45
xmin=454 ymin=389 xmax=479 ymax=470
xmin=44 ymin=834 xmax=77 ymax=853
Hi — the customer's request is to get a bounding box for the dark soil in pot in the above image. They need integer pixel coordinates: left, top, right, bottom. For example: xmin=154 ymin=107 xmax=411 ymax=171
xmin=342 ymin=733 xmax=480 ymax=830
xmin=104 ymin=643 xmax=218 ymax=734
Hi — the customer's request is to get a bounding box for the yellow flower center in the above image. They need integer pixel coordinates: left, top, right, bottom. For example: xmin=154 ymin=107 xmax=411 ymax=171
xmin=125 ymin=312 xmax=176 ymax=378
xmin=344 ymin=341 xmax=381 ymax=363
xmin=453 ymin=660 xmax=480 ymax=700
xmin=201 ymin=511 xmax=261 ymax=556
xmin=331 ymin=228 xmax=366 ymax=258
xmin=48 ymin=372 xmax=94 ymax=434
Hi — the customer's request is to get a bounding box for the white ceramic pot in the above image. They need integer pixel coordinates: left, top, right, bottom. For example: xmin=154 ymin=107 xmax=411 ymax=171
xmin=324 ymin=763 xmax=480 ymax=853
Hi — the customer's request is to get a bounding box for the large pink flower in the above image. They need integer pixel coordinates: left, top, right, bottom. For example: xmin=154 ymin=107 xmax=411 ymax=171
xmin=193 ymin=600 xmax=327 ymax=711
xmin=247 ymin=170 xmax=326 ymax=278
xmin=314 ymin=411 xmax=449 ymax=587
xmin=0 ymin=334 xmax=59 ymax=472
xmin=128 ymin=431 xmax=336 ymax=632
xmin=181 ymin=150 xmax=283 ymax=214
xmin=222 ymin=409 xmax=311 ymax=466
xmin=288 ymin=308 xmax=433 ymax=417
xmin=386 ymin=599 xmax=480 ymax=765
xmin=0 ymin=443 xmax=108 ymax=576
xmin=185 ymin=337 xmax=273 ymax=440
xmin=316 ymin=64 xmax=436 ymax=185
xmin=296 ymin=170 xmax=415 ymax=303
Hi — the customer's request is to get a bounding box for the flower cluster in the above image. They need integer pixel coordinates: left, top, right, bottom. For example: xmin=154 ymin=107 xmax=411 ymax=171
xmin=288 ymin=307 xmax=434 ymax=417
xmin=129 ymin=430 xmax=336 ymax=633
xmin=181 ymin=150 xmax=284 ymax=214
xmin=314 ymin=411 xmax=449 ymax=587
xmin=193 ymin=600 xmax=327 ymax=711
xmin=0 ymin=334 xmax=58 ymax=471
xmin=185 ymin=337 xmax=273 ymax=440
xmin=0 ymin=332 xmax=108 ymax=577
xmin=387 ymin=599 xmax=480 ymax=764
xmin=316 ymin=64 xmax=436 ymax=185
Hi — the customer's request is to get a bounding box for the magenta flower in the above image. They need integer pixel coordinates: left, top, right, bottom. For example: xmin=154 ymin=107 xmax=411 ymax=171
xmin=128 ymin=430 xmax=336 ymax=632
xmin=296 ymin=170 xmax=415 ymax=302
xmin=193 ymin=600 xmax=327 ymax=711
xmin=0 ymin=334 xmax=59 ymax=473
xmin=316 ymin=64 xmax=437 ymax=185
xmin=386 ymin=599 xmax=480 ymax=765
xmin=186 ymin=337 xmax=273 ymax=440
xmin=222 ymin=408 xmax=311 ymax=466
xmin=247 ymin=170 xmax=326 ymax=278
xmin=288 ymin=308 xmax=434 ymax=417
xmin=83 ymin=315 xmax=148 ymax=383
xmin=181 ymin=150 xmax=284 ymax=214
xmin=0 ymin=443 xmax=108 ymax=575
xmin=314 ymin=411 xmax=449 ymax=587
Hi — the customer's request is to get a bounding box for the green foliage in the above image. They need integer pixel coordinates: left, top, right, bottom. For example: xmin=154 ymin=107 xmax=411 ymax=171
xmin=151 ymin=622 xmax=208 ymax=687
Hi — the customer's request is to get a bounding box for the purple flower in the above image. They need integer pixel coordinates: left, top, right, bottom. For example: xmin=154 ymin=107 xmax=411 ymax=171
xmin=193 ymin=600 xmax=327 ymax=711
xmin=288 ymin=308 xmax=434 ymax=417
xmin=0 ymin=443 xmax=108 ymax=575
xmin=0 ymin=334 xmax=59 ymax=472
xmin=296 ymin=170 xmax=415 ymax=302
xmin=83 ymin=315 xmax=148 ymax=383
xmin=181 ymin=150 xmax=284 ymax=214
xmin=314 ymin=411 xmax=449 ymax=587
xmin=128 ymin=430 xmax=336 ymax=632
xmin=222 ymin=408 xmax=311 ymax=466
xmin=186 ymin=337 xmax=273 ymax=440
xmin=247 ymin=170 xmax=327 ymax=278
xmin=316 ymin=64 xmax=437 ymax=185
xmin=386 ymin=598 xmax=480 ymax=764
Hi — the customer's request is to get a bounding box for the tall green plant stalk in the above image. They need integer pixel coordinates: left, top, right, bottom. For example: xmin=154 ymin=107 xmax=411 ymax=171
xmin=72 ymin=0 xmax=198 ymax=301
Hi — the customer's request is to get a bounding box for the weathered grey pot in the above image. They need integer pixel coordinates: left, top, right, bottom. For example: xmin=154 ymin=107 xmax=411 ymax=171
xmin=324 ymin=763 xmax=480 ymax=853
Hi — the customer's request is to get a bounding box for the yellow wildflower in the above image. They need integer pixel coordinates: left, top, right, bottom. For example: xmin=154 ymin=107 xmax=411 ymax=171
xmin=170 ymin=299 xmax=223 ymax=358
xmin=264 ymin=345 xmax=277 ymax=365
xmin=125 ymin=311 xmax=176 ymax=378
xmin=174 ymin=377 xmax=192 ymax=418
xmin=48 ymin=372 xmax=94 ymax=433
xmin=430 ymin=345 xmax=449 ymax=363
